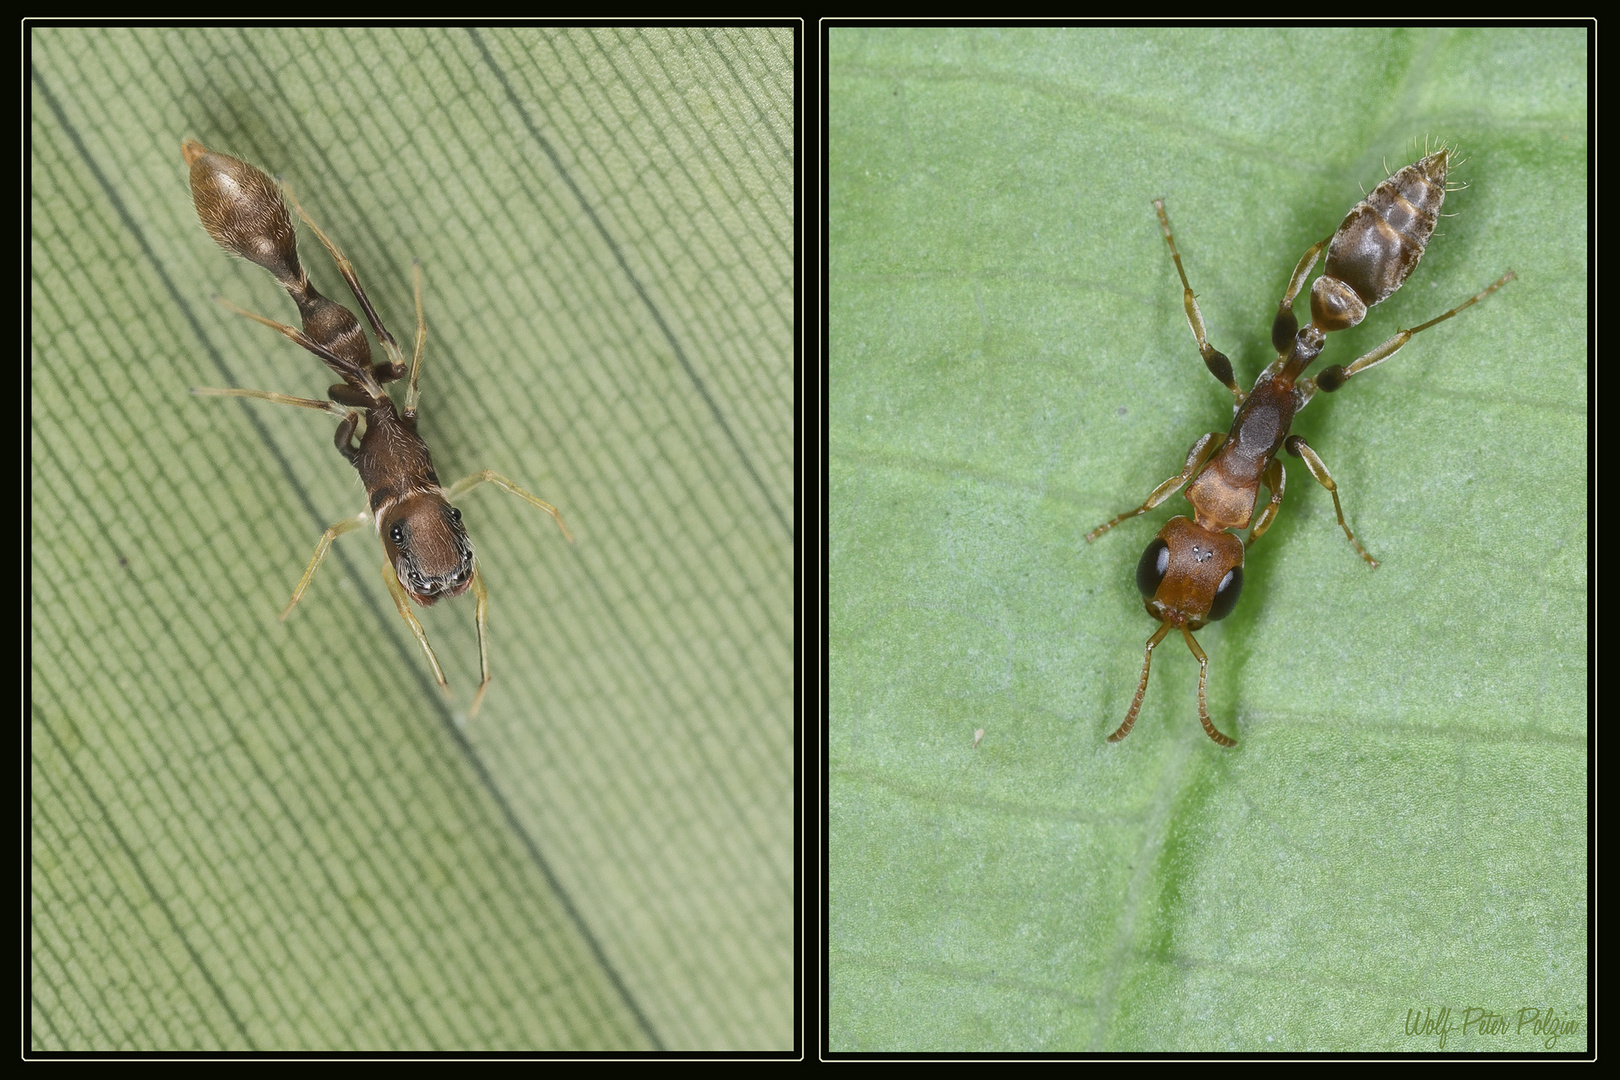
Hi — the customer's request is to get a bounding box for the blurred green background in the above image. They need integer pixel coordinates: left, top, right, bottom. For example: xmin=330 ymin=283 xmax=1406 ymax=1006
xmin=32 ymin=27 xmax=793 ymax=1050
xmin=830 ymin=27 xmax=1585 ymax=1051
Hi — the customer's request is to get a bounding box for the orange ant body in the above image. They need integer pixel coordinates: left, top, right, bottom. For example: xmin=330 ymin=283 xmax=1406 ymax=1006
xmin=182 ymin=139 xmax=573 ymax=719
xmin=1087 ymin=146 xmax=1513 ymax=746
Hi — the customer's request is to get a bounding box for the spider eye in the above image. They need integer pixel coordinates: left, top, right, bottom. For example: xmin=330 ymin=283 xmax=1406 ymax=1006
xmin=1135 ymin=538 xmax=1169 ymax=599
xmin=390 ymin=523 xmax=404 ymax=547
xmin=1207 ymin=567 xmax=1244 ymax=621
xmin=449 ymin=507 xmax=462 ymax=523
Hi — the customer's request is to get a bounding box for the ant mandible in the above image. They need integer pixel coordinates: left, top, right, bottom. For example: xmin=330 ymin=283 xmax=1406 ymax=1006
xmin=182 ymin=139 xmax=574 ymax=719
xmin=1086 ymin=144 xmax=1513 ymax=746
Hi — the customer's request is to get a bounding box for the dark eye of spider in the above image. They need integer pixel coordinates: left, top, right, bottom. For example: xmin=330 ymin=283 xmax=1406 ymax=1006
xmin=1135 ymin=538 xmax=1169 ymax=599
xmin=390 ymin=524 xmax=404 ymax=546
xmin=1207 ymin=567 xmax=1244 ymax=621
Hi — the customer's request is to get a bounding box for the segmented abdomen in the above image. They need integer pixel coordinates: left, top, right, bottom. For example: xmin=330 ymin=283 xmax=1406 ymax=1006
xmin=1331 ymin=150 xmax=1449 ymax=303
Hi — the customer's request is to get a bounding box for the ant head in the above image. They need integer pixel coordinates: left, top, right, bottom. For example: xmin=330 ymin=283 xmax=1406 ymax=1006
xmin=1136 ymin=516 xmax=1244 ymax=630
xmin=381 ymin=494 xmax=474 ymax=606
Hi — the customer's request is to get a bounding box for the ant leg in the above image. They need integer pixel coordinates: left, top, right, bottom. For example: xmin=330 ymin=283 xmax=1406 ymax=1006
xmin=1108 ymin=621 xmax=1170 ymax=742
xmin=1180 ymin=627 xmax=1236 ymax=746
xmin=1270 ymin=233 xmax=1333 ymax=353
xmin=282 ymin=183 xmax=408 ymax=372
xmin=330 ymin=410 xmax=366 ymax=464
xmin=1154 ymin=199 xmax=1244 ymax=405
xmin=1284 ymin=435 xmax=1378 ymax=568
xmin=1086 ymin=432 xmax=1226 ymax=542
xmin=1310 ymin=271 xmax=1515 ymax=394
xmin=381 ymin=558 xmax=451 ymax=696
xmin=280 ymin=511 xmax=371 ymax=620
xmin=466 ymin=564 xmax=491 ymax=720
xmin=403 ymin=260 xmax=427 ymax=421
xmin=212 ymin=294 xmax=371 ymax=376
xmin=190 ymin=385 xmax=350 ymax=419
xmin=442 ymin=469 xmax=575 ymax=544
xmin=1245 ymin=457 xmax=1287 ymax=548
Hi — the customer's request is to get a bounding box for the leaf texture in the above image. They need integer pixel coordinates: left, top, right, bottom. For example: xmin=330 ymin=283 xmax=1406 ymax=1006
xmin=830 ymin=26 xmax=1586 ymax=1052
xmin=33 ymin=26 xmax=795 ymax=1051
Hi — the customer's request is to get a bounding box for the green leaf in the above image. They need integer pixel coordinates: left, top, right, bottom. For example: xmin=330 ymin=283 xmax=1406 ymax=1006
xmin=830 ymin=27 xmax=1585 ymax=1051
xmin=33 ymin=27 xmax=793 ymax=1050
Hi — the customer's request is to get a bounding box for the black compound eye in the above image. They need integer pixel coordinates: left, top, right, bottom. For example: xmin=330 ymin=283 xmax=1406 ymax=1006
xmin=1135 ymin=538 xmax=1170 ymax=599
xmin=1207 ymin=566 xmax=1244 ymax=621
xmin=390 ymin=523 xmax=405 ymax=547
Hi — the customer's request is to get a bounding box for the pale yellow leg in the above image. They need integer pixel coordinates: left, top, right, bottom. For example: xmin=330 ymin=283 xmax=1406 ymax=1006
xmin=1303 ymin=271 xmax=1516 ymax=399
xmin=210 ymin=295 xmax=374 ymax=393
xmin=1270 ymin=232 xmax=1332 ymax=353
xmin=280 ymin=511 xmax=370 ymax=621
xmin=282 ymin=183 xmax=407 ymax=373
xmin=443 ymin=469 xmax=575 ymax=545
xmin=1285 ymin=435 xmax=1378 ymax=568
xmin=1087 ymin=432 xmax=1226 ymax=543
xmin=466 ymin=565 xmax=491 ymax=720
xmin=1245 ymin=457 xmax=1287 ymax=549
xmin=381 ymin=559 xmax=450 ymax=695
xmin=191 ymin=386 xmax=350 ymax=418
xmin=404 ymin=260 xmax=427 ymax=419
xmin=1155 ymin=199 xmax=1245 ymax=405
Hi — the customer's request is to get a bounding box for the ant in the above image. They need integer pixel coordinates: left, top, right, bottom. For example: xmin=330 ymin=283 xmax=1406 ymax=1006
xmin=182 ymin=139 xmax=574 ymax=719
xmin=1086 ymin=144 xmax=1513 ymax=746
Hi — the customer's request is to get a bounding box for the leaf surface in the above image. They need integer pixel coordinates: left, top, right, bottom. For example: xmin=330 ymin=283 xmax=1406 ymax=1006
xmin=830 ymin=26 xmax=1586 ymax=1052
xmin=33 ymin=26 xmax=794 ymax=1051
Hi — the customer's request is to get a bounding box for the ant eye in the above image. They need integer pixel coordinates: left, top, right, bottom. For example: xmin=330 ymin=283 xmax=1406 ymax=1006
xmin=1207 ymin=567 xmax=1243 ymax=621
xmin=1135 ymin=538 xmax=1170 ymax=599
xmin=390 ymin=523 xmax=404 ymax=546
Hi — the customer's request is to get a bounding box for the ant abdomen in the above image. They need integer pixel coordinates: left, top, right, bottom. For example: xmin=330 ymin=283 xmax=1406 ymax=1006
xmin=1309 ymin=149 xmax=1449 ymax=334
xmin=182 ymin=139 xmax=376 ymax=386
xmin=182 ymin=139 xmax=304 ymax=288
